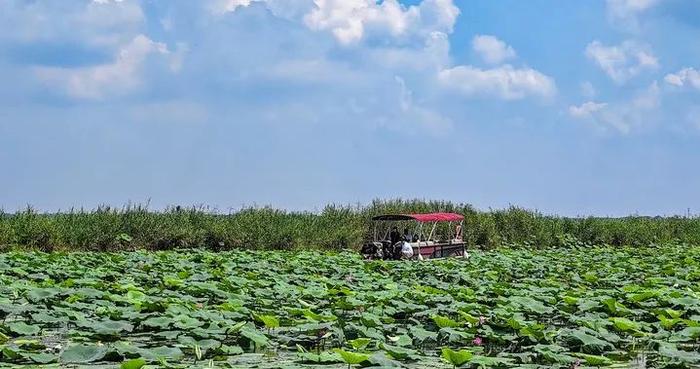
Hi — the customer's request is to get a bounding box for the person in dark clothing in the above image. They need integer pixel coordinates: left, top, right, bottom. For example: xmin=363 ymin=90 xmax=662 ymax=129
xmin=389 ymin=226 xmax=401 ymax=245
xmin=382 ymin=243 xmax=393 ymax=260
xmin=388 ymin=226 xmax=402 ymax=260
xmin=403 ymin=228 xmax=412 ymax=242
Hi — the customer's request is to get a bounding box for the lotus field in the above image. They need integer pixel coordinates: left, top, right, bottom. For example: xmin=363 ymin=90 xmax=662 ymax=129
xmin=1 ymin=246 xmax=700 ymax=368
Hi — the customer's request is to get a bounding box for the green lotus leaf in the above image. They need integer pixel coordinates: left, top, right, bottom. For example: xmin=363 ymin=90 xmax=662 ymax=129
xmin=240 ymin=326 xmax=269 ymax=347
xmin=125 ymin=290 xmax=148 ymax=304
xmin=14 ymin=338 xmax=44 ymax=349
xmin=387 ymin=334 xmax=412 ymax=347
xmin=7 ymin=321 xmax=40 ymax=336
xmin=173 ymin=314 xmax=204 ymax=329
xmin=380 ymin=343 xmax=418 ymax=361
xmin=219 ymin=344 xmax=244 ymax=355
xmin=360 ymin=312 xmax=383 ymax=328
xmin=566 ymin=329 xmax=614 ymax=353
xmin=432 ymin=315 xmax=459 ymax=328
xmin=2 ymin=346 xmax=22 ymax=360
xmin=441 ymin=327 xmax=473 ymax=344
xmin=253 ymin=313 xmax=279 ymax=329
xmin=296 ymin=345 xmax=342 ymax=364
xmin=24 ymin=352 xmax=58 ymax=364
xmin=139 ymin=346 xmax=184 ymax=361
xmin=509 ymin=296 xmax=553 ymax=314
xmin=602 ymin=298 xmax=630 ymax=316
xmin=441 ymin=347 xmax=473 ymax=367
xmin=572 ymin=352 xmax=614 ymax=366
xmin=120 ymin=357 xmax=146 ymax=369
xmin=659 ymin=342 xmax=700 ymax=364
xmin=26 ymin=287 xmax=60 ymax=302
xmin=141 ymin=316 xmax=173 ymax=329
xmin=663 ymin=308 xmax=684 ymax=319
xmin=609 ymin=317 xmax=640 ymax=332
xmin=469 ymin=355 xmax=514 ymax=366
xmin=658 ymin=315 xmax=681 ymax=329
xmin=409 ymin=325 xmax=438 ymax=343
xmin=31 ymin=312 xmax=63 ymax=324
xmin=458 ymin=311 xmax=481 ymax=326
xmin=60 ymin=344 xmax=108 ymax=363
xmin=299 ymin=308 xmax=337 ymax=322
xmin=669 ymin=326 xmax=700 ymax=342
xmin=92 ymin=320 xmax=134 ymax=336
xmin=348 ymin=338 xmax=371 ymax=350
xmin=333 ymin=348 xmax=370 ymax=365
xmin=533 ymin=344 xmax=577 ymax=364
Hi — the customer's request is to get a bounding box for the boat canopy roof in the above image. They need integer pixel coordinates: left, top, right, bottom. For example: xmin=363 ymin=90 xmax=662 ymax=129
xmin=371 ymin=212 xmax=464 ymax=223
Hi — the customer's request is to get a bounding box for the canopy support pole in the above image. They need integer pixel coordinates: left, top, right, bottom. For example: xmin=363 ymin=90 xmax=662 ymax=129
xmin=428 ymin=222 xmax=437 ymax=241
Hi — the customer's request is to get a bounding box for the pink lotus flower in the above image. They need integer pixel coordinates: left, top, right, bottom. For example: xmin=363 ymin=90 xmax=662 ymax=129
xmin=478 ymin=316 xmax=487 ymax=325
xmin=570 ymin=359 xmax=582 ymax=369
xmin=472 ymin=337 xmax=483 ymax=346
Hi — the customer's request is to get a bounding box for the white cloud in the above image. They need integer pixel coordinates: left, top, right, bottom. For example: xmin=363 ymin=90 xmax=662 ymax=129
xmin=569 ymin=81 xmax=660 ymax=133
xmin=585 ymin=40 xmax=658 ymax=83
xmin=304 ymin=0 xmax=410 ymax=44
xmin=606 ymin=0 xmax=661 ymax=29
xmin=415 ymin=0 xmax=460 ymax=35
xmin=571 ymin=104 xmax=629 ymax=133
xmin=438 ymin=64 xmax=556 ymax=100
xmin=371 ymin=76 xmax=452 ymax=135
xmin=209 ymin=0 xmax=314 ymax=18
xmin=607 ymin=0 xmax=661 ymax=18
xmin=35 ymin=35 xmax=172 ymax=99
xmin=569 ymin=101 xmax=607 ymax=118
xmin=2 ymin=0 xmax=557 ymax=134
xmin=664 ymin=68 xmax=700 ymax=90
xmin=214 ymin=0 xmax=459 ymax=45
xmin=209 ymin=0 xmax=259 ymax=15
xmin=362 ymin=31 xmax=450 ymax=72
xmin=264 ymin=58 xmax=367 ymax=86
xmin=472 ymin=35 xmax=516 ymax=65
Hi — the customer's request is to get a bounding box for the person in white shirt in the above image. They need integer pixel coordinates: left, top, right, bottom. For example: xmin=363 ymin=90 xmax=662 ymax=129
xmin=401 ymin=241 xmax=414 ymax=259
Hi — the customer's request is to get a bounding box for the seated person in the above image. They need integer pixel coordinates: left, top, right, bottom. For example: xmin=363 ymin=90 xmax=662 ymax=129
xmin=389 ymin=226 xmax=401 ymax=245
xmin=403 ymin=228 xmax=413 ymax=242
xmin=400 ymin=241 xmax=414 ymax=259
xmin=454 ymin=224 xmax=463 ymax=240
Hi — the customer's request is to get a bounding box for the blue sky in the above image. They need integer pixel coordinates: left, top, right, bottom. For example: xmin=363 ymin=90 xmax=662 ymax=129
xmin=1 ymin=0 xmax=699 ymax=216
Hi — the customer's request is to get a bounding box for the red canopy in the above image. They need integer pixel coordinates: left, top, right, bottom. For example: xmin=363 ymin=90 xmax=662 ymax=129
xmin=372 ymin=213 xmax=464 ymax=222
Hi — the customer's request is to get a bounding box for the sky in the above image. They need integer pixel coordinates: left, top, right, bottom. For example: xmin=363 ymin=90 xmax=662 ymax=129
xmin=1 ymin=0 xmax=699 ymax=216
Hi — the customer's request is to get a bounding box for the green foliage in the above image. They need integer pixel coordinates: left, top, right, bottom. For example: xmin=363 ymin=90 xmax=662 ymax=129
xmin=0 ymin=245 xmax=699 ymax=367
xmin=120 ymin=357 xmax=146 ymax=369
xmin=253 ymin=313 xmax=280 ymax=329
xmin=441 ymin=347 xmax=473 ymax=367
xmin=432 ymin=315 xmax=460 ymax=328
xmin=60 ymin=344 xmax=108 ymax=363
xmin=6 ymin=322 xmax=40 ymax=336
xmin=609 ymin=317 xmax=640 ymax=333
xmin=2 ymin=199 xmax=700 ymax=251
xmin=348 ymin=338 xmax=371 ymax=350
xmin=333 ymin=348 xmax=370 ymax=365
